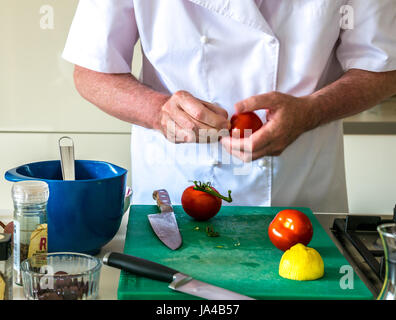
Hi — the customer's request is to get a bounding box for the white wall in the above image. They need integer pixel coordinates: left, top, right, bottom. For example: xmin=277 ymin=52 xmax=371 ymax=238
xmin=1 ymin=1 xmax=395 ymax=215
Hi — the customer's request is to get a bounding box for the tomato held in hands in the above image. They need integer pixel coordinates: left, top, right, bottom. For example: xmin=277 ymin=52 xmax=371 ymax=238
xmin=230 ymin=112 xmax=263 ymax=138
xmin=181 ymin=181 xmax=232 ymax=221
xmin=268 ymin=209 xmax=313 ymax=251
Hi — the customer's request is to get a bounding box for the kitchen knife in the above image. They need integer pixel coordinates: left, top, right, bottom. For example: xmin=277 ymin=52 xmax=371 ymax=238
xmin=103 ymin=252 xmax=255 ymax=300
xmin=148 ymin=189 xmax=182 ymax=250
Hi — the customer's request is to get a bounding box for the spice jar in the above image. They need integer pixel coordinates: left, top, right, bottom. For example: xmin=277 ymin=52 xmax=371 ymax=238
xmin=0 ymin=233 xmax=12 ymax=300
xmin=12 ymin=181 xmax=49 ymax=286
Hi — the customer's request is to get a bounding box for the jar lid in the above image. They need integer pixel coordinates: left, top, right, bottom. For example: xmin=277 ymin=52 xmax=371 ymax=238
xmin=0 ymin=233 xmax=11 ymax=261
xmin=11 ymin=181 xmax=49 ymax=204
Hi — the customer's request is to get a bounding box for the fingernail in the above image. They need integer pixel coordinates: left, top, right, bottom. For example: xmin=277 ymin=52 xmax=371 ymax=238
xmin=234 ymin=102 xmax=243 ymax=112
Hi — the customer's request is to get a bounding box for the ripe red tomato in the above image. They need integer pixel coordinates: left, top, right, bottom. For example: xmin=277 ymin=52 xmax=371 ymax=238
xmin=181 ymin=186 xmax=222 ymax=221
xmin=230 ymin=112 xmax=263 ymax=138
xmin=268 ymin=209 xmax=313 ymax=251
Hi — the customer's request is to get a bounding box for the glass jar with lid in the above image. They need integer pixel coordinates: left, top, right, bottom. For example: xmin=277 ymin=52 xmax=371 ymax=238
xmin=12 ymin=181 xmax=49 ymax=285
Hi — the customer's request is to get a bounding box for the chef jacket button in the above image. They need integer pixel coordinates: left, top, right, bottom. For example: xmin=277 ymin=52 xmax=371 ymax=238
xmin=209 ymin=158 xmax=220 ymax=166
xmin=200 ymin=35 xmax=209 ymax=44
xmin=258 ymin=158 xmax=268 ymax=168
xmin=269 ymin=38 xmax=277 ymax=46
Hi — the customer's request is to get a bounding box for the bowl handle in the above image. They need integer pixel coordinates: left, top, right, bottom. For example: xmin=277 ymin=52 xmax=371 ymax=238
xmin=4 ymin=169 xmax=33 ymax=182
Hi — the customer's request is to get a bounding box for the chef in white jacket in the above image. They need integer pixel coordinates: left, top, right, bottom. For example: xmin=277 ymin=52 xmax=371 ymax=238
xmin=63 ymin=0 xmax=396 ymax=212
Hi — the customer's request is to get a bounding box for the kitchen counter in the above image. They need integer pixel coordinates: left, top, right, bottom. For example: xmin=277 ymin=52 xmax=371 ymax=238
xmin=343 ymin=96 xmax=396 ymax=135
xmin=8 ymin=210 xmax=384 ymax=300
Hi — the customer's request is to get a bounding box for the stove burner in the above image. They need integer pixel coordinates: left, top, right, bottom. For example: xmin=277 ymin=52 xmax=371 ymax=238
xmin=372 ymin=237 xmax=383 ymax=250
xmin=331 ymin=206 xmax=396 ymax=295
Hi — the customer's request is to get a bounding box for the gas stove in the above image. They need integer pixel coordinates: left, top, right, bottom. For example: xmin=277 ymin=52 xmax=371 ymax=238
xmin=325 ymin=208 xmax=396 ymax=297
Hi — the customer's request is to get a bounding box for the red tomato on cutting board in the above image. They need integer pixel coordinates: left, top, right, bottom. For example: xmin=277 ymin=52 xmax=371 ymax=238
xmin=230 ymin=112 xmax=263 ymax=138
xmin=268 ymin=209 xmax=313 ymax=251
xmin=181 ymin=186 xmax=222 ymax=221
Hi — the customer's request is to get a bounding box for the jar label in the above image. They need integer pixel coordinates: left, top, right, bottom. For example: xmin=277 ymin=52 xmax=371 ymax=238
xmin=28 ymin=224 xmax=48 ymax=268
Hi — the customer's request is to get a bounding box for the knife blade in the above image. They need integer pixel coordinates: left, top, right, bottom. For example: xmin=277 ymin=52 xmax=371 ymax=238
xmin=103 ymin=252 xmax=255 ymax=300
xmin=148 ymin=189 xmax=182 ymax=250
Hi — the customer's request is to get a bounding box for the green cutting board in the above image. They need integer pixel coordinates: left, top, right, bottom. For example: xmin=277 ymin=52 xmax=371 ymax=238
xmin=118 ymin=206 xmax=373 ymax=300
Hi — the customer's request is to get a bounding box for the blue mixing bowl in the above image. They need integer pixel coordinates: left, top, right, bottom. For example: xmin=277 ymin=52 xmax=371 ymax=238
xmin=5 ymin=160 xmax=129 ymax=255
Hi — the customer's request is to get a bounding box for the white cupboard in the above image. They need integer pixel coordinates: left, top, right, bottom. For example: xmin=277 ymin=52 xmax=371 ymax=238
xmin=344 ymin=135 xmax=396 ymax=215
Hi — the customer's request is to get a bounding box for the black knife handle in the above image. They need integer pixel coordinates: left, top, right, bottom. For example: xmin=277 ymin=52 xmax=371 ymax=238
xmin=103 ymin=252 xmax=178 ymax=283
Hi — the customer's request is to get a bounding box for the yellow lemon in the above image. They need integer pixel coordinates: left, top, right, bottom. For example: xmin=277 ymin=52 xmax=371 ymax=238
xmin=279 ymin=243 xmax=324 ymax=281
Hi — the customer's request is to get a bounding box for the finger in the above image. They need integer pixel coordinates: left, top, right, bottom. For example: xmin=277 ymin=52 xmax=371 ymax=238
xmin=161 ymin=113 xmax=197 ymax=143
xmin=199 ymin=100 xmax=229 ymax=120
xmin=223 ymin=140 xmax=280 ymax=162
xmin=164 ymin=92 xmax=231 ymax=142
xmin=166 ymin=103 xmax=227 ymax=144
xmin=222 ymin=123 xmax=274 ymax=153
xmin=221 ymin=135 xmax=254 ymax=154
xmin=175 ymin=92 xmax=229 ymax=129
xmin=221 ymin=141 xmax=257 ymax=162
xmin=235 ymin=92 xmax=281 ymax=114
xmin=167 ymin=102 xmax=216 ymax=133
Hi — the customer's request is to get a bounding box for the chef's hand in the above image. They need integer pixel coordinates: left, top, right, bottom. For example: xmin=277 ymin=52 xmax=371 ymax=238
xmin=159 ymin=90 xmax=230 ymax=143
xmin=221 ymin=92 xmax=316 ymax=161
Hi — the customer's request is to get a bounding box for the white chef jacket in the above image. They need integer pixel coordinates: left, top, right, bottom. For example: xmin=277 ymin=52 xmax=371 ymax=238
xmin=63 ymin=0 xmax=396 ymax=212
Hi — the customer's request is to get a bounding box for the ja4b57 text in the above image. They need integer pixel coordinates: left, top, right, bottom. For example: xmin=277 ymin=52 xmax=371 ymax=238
xmin=155 ymin=304 xmax=240 ymax=318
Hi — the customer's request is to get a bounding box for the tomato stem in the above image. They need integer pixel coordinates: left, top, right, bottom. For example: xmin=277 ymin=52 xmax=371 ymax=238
xmin=206 ymin=224 xmax=220 ymax=237
xmin=191 ymin=181 xmax=233 ymax=203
